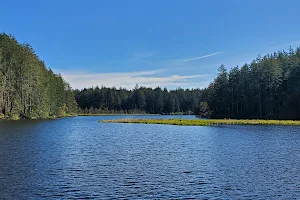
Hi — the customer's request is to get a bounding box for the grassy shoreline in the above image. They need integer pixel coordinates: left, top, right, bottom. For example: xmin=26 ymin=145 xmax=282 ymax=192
xmin=78 ymin=112 xmax=196 ymax=116
xmin=78 ymin=113 xmax=161 ymax=116
xmin=99 ymin=118 xmax=300 ymax=126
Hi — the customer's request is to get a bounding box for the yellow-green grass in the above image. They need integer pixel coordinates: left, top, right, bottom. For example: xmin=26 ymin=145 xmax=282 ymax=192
xmin=78 ymin=113 xmax=160 ymax=116
xmin=99 ymin=118 xmax=300 ymax=126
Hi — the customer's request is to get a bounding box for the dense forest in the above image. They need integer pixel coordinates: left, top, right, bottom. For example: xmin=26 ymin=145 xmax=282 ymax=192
xmin=1 ymin=33 xmax=300 ymax=120
xmin=0 ymin=33 xmax=77 ymax=119
xmin=75 ymin=86 xmax=202 ymax=114
xmin=200 ymin=48 xmax=300 ymax=119
xmin=77 ymin=48 xmax=300 ymax=120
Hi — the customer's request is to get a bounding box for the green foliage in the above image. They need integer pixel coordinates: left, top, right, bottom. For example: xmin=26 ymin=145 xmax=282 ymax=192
xmin=55 ymin=104 xmax=67 ymax=118
xmin=199 ymin=101 xmax=209 ymax=113
xmin=201 ymin=47 xmax=300 ymax=119
xmin=76 ymin=86 xmax=202 ymax=115
xmin=6 ymin=113 xmax=20 ymax=120
xmin=0 ymin=33 xmax=77 ymax=119
xmin=2 ymin=32 xmax=299 ymax=121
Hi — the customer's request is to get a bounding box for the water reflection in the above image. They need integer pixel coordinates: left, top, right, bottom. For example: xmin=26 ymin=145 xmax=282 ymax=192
xmin=0 ymin=116 xmax=300 ymax=199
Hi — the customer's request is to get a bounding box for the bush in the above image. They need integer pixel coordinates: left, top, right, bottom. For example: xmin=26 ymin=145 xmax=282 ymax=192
xmin=7 ymin=114 xmax=20 ymax=120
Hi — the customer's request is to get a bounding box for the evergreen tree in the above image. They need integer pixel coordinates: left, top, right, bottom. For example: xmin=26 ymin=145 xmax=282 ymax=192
xmin=0 ymin=33 xmax=77 ymax=119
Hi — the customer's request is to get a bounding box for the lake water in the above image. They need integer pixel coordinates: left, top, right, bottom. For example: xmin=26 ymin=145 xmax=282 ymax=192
xmin=0 ymin=115 xmax=300 ymax=199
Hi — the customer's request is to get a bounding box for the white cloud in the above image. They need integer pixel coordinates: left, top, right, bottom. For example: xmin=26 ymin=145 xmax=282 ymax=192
xmin=60 ymin=70 xmax=207 ymax=89
xmin=183 ymin=52 xmax=221 ymax=62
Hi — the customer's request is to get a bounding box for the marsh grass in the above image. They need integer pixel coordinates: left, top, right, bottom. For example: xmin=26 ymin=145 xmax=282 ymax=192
xmin=99 ymin=118 xmax=300 ymax=126
xmin=79 ymin=114 xmax=160 ymax=116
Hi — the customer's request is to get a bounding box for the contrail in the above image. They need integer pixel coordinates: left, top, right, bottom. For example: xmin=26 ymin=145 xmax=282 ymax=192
xmin=183 ymin=52 xmax=221 ymax=62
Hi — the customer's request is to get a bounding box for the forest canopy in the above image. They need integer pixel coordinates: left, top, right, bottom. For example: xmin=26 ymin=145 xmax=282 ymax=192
xmin=75 ymin=86 xmax=202 ymax=115
xmin=201 ymin=48 xmax=300 ymax=119
xmin=77 ymin=48 xmax=300 ymax=120
xmin=0 ymin=33 xmax=77 ymax=119
xmin=1 ymin=33 xmax=300 ymax=120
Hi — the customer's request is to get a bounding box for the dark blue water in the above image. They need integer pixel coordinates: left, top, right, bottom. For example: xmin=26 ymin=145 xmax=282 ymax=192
xmin=0 ymin=116 xmax=300 ymax=199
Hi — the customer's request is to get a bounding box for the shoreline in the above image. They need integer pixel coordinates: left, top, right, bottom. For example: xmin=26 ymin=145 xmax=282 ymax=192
xmin=0 ymin=113 xmax=194 ymax=120
xmin=77 ymin=113 xmax=161 ymax=116
xmin=99 ymin=118 xmax=300 ymax=126
xmin=0 ymin=114 xmax=78 ymax=121
xmin=78 ymin=113 xmax=194 ymax=116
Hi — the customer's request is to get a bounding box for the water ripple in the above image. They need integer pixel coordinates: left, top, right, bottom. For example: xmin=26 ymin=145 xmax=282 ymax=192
xmin=0 ymin=116 xmax=300 ymax=199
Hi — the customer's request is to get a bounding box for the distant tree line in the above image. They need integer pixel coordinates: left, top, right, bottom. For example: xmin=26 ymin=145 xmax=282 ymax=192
xmin=76 ymin=48 xmax=300 ymax=119
xmin=2 ymin=33 xmax=300 ymax=120
xmin=75 ymin=86 xmax=202 ymax=114
xmin=0 ymin=33 xmax=77 ymax=119
xmin=200 ymin=48 xmax=300 ymax=119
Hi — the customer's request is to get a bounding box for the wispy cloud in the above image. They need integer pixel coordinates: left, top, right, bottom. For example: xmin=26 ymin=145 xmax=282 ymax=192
xmin=183 ymin=52 xmax=222 ymax=62
xmin=59 ymin=70 xmax=207 ymax=89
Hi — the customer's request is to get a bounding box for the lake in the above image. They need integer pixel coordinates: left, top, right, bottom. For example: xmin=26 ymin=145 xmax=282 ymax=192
xmin=0 ymin=115 xmax=300 ymax=199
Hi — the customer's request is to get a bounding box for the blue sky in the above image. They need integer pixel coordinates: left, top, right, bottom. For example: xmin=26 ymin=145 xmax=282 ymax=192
xmin=1 ymin=0 xmax=300 ymax=89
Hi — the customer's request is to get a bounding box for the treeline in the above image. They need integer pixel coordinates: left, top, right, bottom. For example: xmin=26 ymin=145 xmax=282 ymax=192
xmin=76 ymin=48 xmax=300 ymax=119
xmin=200 ymin=48 xmax=300 ymax=119
xmin=2 ymin=32 xmax=300 ymax=120
xmin=0 ymin=33 xmax=77 ymax=119
xmin=75 ymin=86 xmax=202 ymax=114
